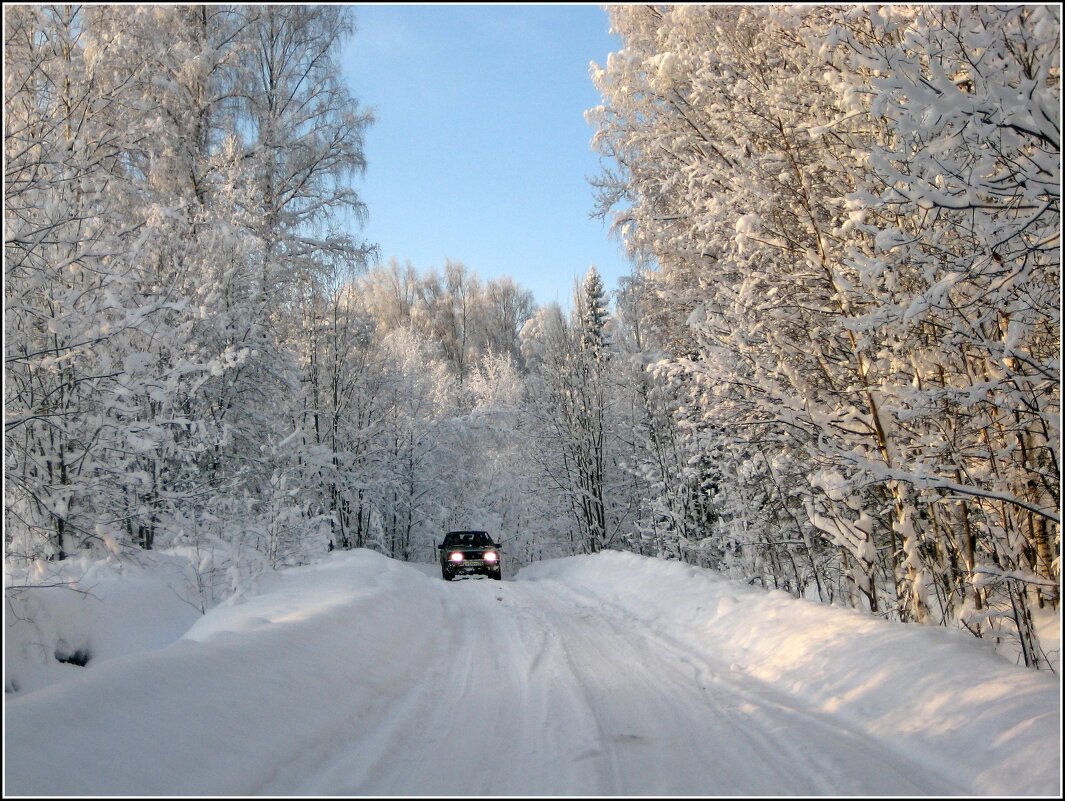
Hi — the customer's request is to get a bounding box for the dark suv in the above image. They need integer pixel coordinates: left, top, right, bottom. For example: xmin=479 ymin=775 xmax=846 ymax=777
xmin=438 ymin=530 xmax=502 ymax=581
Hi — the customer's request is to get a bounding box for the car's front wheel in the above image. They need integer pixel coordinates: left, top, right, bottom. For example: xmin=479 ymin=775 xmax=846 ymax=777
xmin=442 ymin=567 xmax=453 ymax=581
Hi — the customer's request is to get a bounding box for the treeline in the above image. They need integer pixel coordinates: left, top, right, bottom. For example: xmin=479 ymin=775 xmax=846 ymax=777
xmin=1 ymin=3 xmax=588 ymax=592
xmin=584 ymin=5 xmax=1060 ymax=667
xmin=5 ymin=5 xmax=376 ymax=595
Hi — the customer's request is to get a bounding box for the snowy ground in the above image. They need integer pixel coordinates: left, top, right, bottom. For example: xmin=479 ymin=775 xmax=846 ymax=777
xmin=4 ymin=549 xmax=1061 ymax=796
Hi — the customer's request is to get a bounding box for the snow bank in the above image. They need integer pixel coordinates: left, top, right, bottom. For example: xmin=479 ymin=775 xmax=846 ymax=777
xmin=519 ymin=551 xmax=1061 ymax=797
xmin=5 ymin=551 xmax=447 ymax=795
xmin=5 ymin=552 xmax=203 ymax=695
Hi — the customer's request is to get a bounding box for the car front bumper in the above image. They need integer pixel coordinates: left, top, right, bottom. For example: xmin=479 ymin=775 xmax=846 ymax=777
xmin=447 ymin=560 xmax=500 ymax=574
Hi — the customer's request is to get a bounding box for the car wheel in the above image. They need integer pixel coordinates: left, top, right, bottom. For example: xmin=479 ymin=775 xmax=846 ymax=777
xmin=442 ymin=568 xmax=453 ymax=581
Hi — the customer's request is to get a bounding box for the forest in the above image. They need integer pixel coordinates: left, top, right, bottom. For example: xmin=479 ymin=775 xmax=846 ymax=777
xmin=4 ymin=5 xmax=1060 ymax=668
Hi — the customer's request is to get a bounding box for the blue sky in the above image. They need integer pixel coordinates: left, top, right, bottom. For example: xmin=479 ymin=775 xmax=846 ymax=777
xmin=342 ymin=4 xmax=629 ymax=308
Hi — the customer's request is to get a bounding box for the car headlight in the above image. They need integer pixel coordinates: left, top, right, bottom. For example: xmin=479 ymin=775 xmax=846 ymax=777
xmin=484 ymin=551 xmax=498 ymax=563
xmin=449 ymin=552 xmax=464 ymax=562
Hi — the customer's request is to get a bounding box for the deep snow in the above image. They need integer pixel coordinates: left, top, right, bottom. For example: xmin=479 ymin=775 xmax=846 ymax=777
xmin=4 ymin=549 xmax=1061 ymax=796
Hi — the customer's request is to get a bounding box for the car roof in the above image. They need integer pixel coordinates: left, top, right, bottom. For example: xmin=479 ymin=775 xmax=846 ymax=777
xmin=443 ymin=530 xmax=491 ymax=544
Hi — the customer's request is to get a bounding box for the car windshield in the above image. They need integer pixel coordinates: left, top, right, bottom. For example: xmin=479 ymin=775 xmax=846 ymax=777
xmin=445 ymin=531 xmax=490 ymax=547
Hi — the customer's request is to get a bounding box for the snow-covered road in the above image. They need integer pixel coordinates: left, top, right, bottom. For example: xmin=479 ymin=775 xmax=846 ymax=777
xmin=5 ymin=550 xmax=1060 ymax=796
xmin=284 ymin=577 xmax=953 ymax=796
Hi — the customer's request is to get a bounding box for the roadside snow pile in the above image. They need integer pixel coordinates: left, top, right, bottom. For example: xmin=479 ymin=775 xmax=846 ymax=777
xmin=5 ymin=551 xmax=448 ymax=796
xmin=519 ymin=551 xmax=1061 ymax=797
xmin=5 ymin=552 xmax=204 ymax=695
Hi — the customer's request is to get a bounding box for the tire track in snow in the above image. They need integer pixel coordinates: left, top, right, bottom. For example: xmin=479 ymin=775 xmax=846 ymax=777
xmin=264 ymin=570 xmax=966 ymax=796
xmin=541 ymin=579 xmax=963 ymax=795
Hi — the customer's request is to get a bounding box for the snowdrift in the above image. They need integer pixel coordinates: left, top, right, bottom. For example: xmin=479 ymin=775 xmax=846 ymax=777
xmin=5 ymin=551 xmax=450 ymax=795
xmin=4 ymin=552 xmax=204 ymax=695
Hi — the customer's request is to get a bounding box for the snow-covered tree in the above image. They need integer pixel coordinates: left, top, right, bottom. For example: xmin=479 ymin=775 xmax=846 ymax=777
xmin=521 ymin=269 xmax=621 ymax=556
xmin=587 ymin=4 xmax=1059 ymax=663
xmin=5 ymin=5 xmax=374 ymax=583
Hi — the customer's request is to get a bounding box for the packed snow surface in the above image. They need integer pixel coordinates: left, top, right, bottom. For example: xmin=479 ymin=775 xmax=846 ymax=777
xmin=5 ymin=549 xmax=1060 ymax=795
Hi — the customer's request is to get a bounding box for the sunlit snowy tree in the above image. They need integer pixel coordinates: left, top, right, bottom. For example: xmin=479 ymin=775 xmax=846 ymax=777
xmin=5 ymin=5 xmax=374 ymax=584
xmin=587 ymin=3 xmax=1059 ymax=663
